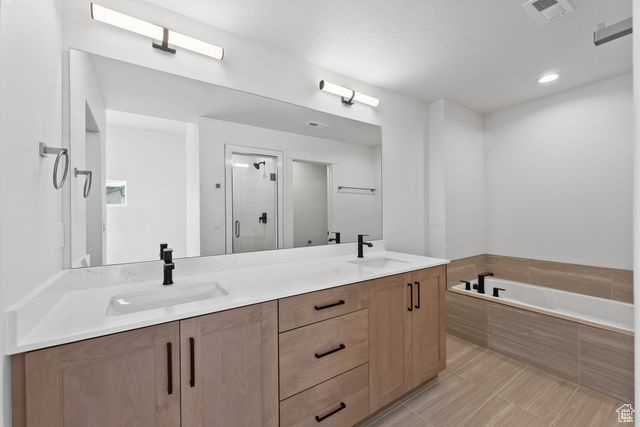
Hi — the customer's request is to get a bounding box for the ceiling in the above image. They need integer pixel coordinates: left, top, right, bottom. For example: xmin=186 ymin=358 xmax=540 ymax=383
xmin=144 ymin=0 xmax=632 ymax=112
xmin=88 ymin=52 xmax=382 ymax=146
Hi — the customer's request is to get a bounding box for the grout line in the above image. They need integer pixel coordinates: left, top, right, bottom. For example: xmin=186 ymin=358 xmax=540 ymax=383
xmin=401 ymin=402 xmax=436 ymax=426
xmin=549 ymin=385 xmax=579 ymax=426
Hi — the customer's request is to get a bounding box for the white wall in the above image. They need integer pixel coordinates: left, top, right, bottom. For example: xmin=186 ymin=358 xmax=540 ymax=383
xmin=632 ymin=0 xmax=639 ymax=412
xmin=62 ymin=0 xmax=428 ymax=257
xmin=185 ymin=123 xmax=201 ymax=257
xmin=428 ymin=99 xmax=485 ymax=260
xmin=293 ymin=161 xmax=328 ymax=247
xmin=0 ymin=0 xmax=64 ymax=424
xmin=69 ymin=49 xmax=107 ymax=267
xmin=199 ymin=118 xmax=382 ymax=255
xmin=106 ymin=119 xmax=188 ymax=264
xmin=484 ymin=74 xmax=633 ymax=269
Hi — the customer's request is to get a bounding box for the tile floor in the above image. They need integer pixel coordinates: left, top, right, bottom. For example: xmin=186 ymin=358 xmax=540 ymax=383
xmin=364 ymin=334 xmax=633 ymax=426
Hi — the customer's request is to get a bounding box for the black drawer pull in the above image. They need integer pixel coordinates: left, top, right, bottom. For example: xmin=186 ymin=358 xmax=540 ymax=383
xmin=408 ymin=283 xmax=413 ymax=311
xmin=415 ymin=281 xmax=421 ymax=309
xmin=315 ymin=344 xmax=346 ymax=359
xmin=189 ymin=337 xmax=195 ymax=387
xmin=315 ymin=402 xmax=347 ymax=422
xmin=314 ymin=300 xmax=345 ymax=311
xmin=166 ymin=342 xmax=173 ymax=395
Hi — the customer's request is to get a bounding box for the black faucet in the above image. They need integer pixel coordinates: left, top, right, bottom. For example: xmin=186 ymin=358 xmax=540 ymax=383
xmin=159 ymin=243 xmax=168 ymax=260
xmin=163 ymin=248 xmax=175 ymax=286
xmin=328 ymin=231 xmax=341 ymax=244
xmin=460 ymin=280 xmax=471 ymax=291
xmin=477 ymin=272 xmax=494 ymax=294
xmin=357 ymin=234 xmax=373 ymax=258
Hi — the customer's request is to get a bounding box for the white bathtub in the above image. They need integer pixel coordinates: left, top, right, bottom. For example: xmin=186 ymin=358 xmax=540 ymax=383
xmin=452 ymin=277 xmax=633 ymax=334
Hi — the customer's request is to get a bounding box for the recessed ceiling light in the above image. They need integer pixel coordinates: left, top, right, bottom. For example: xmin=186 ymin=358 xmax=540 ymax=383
xmin=538 ymin=73 xmax=560 ymax=84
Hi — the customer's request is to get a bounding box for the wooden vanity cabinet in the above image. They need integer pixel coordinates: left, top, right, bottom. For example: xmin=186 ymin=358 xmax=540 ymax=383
xmin=368 ymin=266 xmax=447 ymax=413
xmin=12 ymin=322 xmax=181 ymax=427
xmin=180 ymin=301 xmax=279 ymax=427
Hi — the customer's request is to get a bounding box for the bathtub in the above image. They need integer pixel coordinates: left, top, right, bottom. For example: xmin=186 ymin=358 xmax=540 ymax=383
xmin=451 ymin=276 xmax=633 ymax=334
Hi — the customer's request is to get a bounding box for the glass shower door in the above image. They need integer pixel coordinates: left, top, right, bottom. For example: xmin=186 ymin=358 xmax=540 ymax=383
xmin=230 ymin=153 xmax=278 ymax=253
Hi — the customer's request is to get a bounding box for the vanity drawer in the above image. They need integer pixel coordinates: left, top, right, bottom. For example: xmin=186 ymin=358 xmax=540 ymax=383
xmin=279 ymin=282 xmax=369 ymax=332
xmin=279 ymin=309 xmax=369 ymax=399
xmin=280 ymin=364 xmax=369 ymax=427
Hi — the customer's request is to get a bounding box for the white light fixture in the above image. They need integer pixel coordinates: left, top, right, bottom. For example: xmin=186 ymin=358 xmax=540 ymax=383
xmin=319 ymin=80 xmax=380 ymax=107
xmin=90 ymin=3 xmax=224 ymax=61
xmin=538 ymin=73 xmax=559 ymax=84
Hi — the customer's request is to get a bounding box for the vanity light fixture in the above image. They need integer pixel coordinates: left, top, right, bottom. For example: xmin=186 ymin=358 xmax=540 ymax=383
xmin=538 ymin=73 xmax=559 ymax=84
xmin=90 ymin=3 xmax=224 ymax=61
xmin=319 ymin=80 xmax=380 ymax=107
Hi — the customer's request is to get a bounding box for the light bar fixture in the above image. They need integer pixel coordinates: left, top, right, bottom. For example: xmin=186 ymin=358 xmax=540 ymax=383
xmin=90 ymin=3 xmax=224 ymax=61
xmin=319 ymin=80 xmax=380 ymax=107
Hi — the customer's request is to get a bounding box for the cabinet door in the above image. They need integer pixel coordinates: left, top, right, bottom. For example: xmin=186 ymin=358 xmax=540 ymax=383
xmin=368 ymin=274 xmax=413 ymax=413
xmin=22 ymin=322 xmax=180 ymax=427
xmin=180 ymin=302 xmax=278 ymax=427
xmin=411 ymin=266 xmax=446 ymax=386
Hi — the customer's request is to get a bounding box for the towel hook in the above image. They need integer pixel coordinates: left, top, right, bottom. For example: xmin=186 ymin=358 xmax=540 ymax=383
xmin=74 ymin=168 xmax=93 ymax=198
xmin=39 ymin=142 xmax=69 ymax=190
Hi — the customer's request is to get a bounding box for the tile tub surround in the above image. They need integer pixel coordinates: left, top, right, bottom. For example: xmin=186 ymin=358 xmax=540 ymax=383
xmin=447 ymin=254 xmax=633 ymax=303
xmin=446 ymin=291 xmax=634 ymax=403
xmin=5 ymin=241 xmax=449 ymax=354
xmin=364 ymin=334 xmax=629 ymax=427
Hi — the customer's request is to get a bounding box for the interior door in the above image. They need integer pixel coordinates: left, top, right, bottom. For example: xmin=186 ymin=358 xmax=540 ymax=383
xmin=22 ymin=322 xmax=180 ymax=427
xmin=231 ymin=153 xmax=278 ymax=253
xmin=411 ymin=266 xmax=447 ymax=386
xmin=180 ymin=302 xmax=279 ymax=427
xmin=368 ymin=274 xmax=413 ymax=413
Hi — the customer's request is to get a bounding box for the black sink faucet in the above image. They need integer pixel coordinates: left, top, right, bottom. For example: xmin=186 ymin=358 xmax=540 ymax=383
xmin=477 ymin=272 xmax=494 ymax=294
xmin=357 ymin=234 xmax=373 ymax=258
xmin=328 ymin=231 xmax=341 ymax=244
xmin=163 ymin=248 xmax=175 ymax=286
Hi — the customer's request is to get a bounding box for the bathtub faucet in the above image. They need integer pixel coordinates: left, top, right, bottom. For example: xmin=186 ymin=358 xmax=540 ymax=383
xmin=477 ymin=272 xmax=494 ymax=294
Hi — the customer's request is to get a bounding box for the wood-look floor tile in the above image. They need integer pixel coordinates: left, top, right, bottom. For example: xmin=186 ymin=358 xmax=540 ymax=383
xmin=497 ymin=366 xmax=578 ymax=421
xmin=529 ymin=260 xmax=612 ymax=299
xmin=363 ymin=404 xmax=430 ymax=427
xmin=460 ymin=396 xmax=548 ymax=427
xmin=439 ymin=335 xmax=486 ymax=378
xmin=404 ymin=374 xmax=492 ymax=426
xmin=552 ymin=387 xmax=628 ymax=427
xmin=455 ymin=350 xmax=525 ymax=393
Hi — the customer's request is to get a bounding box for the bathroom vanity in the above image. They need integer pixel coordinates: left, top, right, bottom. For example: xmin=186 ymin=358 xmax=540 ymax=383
xmin=8 ymin=247 xmax=447 ymax=427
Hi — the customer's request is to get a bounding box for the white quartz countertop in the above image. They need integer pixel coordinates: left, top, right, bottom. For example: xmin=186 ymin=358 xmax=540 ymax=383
xmin=5 ymin=245 xmax=448 ymax=354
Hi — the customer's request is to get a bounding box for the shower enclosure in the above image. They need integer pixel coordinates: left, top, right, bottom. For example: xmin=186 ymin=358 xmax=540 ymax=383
xmin=225 ymin=146 xmax=283 ymax=254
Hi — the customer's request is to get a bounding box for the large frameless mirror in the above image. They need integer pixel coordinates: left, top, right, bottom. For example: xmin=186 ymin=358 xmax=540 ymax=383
xmin=67 ymin=49 xmax=382 ymax=267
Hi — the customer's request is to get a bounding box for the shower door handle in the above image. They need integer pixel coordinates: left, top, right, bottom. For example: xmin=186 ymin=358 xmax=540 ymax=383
xmin=235 ymin=220 xmax=240 ymax=238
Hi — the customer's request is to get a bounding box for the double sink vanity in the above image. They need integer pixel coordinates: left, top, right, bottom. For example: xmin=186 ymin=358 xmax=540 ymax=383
xmin=8 ymin=243 xmax=448 ymax=426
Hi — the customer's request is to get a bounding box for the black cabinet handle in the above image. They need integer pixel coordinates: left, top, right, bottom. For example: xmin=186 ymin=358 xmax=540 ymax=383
xmin=315 ymin=344 xmax=346 ymax=359
xmin=315 ymin=402 xmax=346 ymax=422
xmin=166 ymin=342 xmax=173 ymax=395
xmin=408 ymin=283 xmax=413 ymax=311
xmin=415 ymin=281 xmax=421 ymax=309
xmin=314 ymin=300 xmax=345 ymax=311
xmin=189 ymin=337 xmax=195 ymax=387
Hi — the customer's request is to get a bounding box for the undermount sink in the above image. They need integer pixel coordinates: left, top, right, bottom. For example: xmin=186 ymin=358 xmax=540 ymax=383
xmin=348 ymin=257 xmax=410 ymax=269
xmin=106 ymin=282 xmax=228 ymax=316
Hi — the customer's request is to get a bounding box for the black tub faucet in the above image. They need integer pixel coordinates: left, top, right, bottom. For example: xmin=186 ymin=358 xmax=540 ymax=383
xmin=357 ymin=234 xmax=373 ymax=258
xmin=163 ymin=248 xmax=175 ymax=286
xmin=477 ymin=272 xmax=494 ymax=294
xmin=328 ymin=231 xmax=341 ymax=244
xmin=460 ymin=280 xmax=471 ymax=291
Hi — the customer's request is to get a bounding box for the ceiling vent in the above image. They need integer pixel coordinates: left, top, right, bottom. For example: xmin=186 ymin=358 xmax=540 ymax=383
xmin=522 ymin=0 xmax=574 ymax=25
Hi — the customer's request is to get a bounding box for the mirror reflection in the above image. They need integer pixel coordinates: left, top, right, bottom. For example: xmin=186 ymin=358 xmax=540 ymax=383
xmin=69 ymin=49 xmax=382 ymax=267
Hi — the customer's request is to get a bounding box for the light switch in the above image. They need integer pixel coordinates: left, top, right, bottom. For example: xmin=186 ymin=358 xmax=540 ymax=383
xmin=213 ymin=218 xmax=221 ymax=229
xmin=430 ymin=216 xmax=438 ymax=226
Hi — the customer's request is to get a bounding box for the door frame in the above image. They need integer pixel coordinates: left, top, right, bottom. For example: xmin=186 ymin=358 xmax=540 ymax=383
xmin=224 ymin=144 xmax=284 ymax=254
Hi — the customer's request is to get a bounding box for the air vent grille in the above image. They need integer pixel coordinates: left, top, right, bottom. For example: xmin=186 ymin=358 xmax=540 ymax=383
xmin=532 ymin=0 xmax=558 ymax=12
xmin=523 ymin=0 xmax=574 ymax=25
